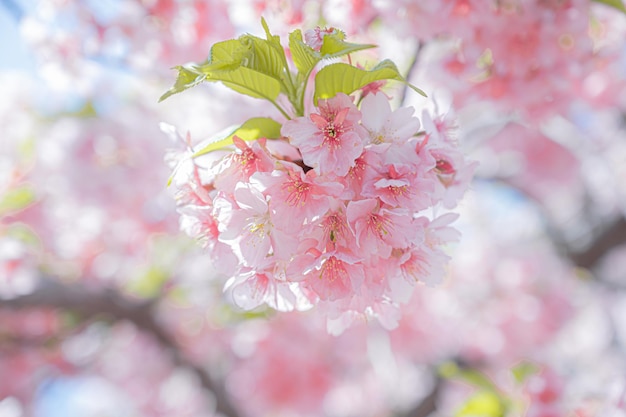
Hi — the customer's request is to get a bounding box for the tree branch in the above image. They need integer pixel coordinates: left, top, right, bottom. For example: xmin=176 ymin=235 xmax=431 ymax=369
xmin=1 ymin=278 xmax=243 ymax=417
xmin=569 ymin=216 xmax=626 ymax=270
xmin=476 ymin=176 xmax=626 ymax=273
xmin=410 ymin=377 xmax=440 ymax=417
xmin=400 ymin=41 xmax=423 ymax=107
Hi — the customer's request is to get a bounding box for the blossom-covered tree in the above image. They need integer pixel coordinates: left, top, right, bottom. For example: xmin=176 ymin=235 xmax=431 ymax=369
xmin=1 ymin=1 xmax=626 ymax=417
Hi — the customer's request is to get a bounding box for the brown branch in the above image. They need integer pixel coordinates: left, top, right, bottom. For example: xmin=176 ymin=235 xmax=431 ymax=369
xmin=0 ymin=316 xmax=94 ymax=354
xmin=410 ymin=377 xmax=441 ymax=417
xmin=1 ymin=278 xmax=243 ymax=417
xmin=475 ymin=174 xmax=626 ymax=273
xmin=400 ymin=41 xmax=423 ymax=107
xmin=0 ymin=334 xmax=60 ymax=353
xmin=569 ymin=216 xmax=626 ymax=270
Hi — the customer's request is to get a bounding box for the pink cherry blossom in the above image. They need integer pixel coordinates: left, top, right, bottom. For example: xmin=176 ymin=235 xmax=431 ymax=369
xmin=168 ymin=92 xmax=474 ymax=328
xmin=224 ymin=267 xmax=301 ymax=311
xmin=360 ymin=92 xmax=421 ymax=145
xmin=314 ymin=205 xmax=355 ymax=250
xmin=361 ymin=159 xmax=434 ymax=211
xmin=304 ymin=26 xmax=342 ymax=51
xmin=340 ymin=151 xmax=371 ymax=200
xmin=215 ymin=184 xmax=296 ymax=268
xmin=255 ymin=164 xmax=343 ymax=230
xmin=397 ymin=245 xmax=449 ymax=287
xmin=178 ymin=204 xmax=239 ymax=275
xmin=213 ymin=136 xmax=275 ymax=191
xmin=346 ymin=198 xmax=415 ymax=259
xmin=282 ymin=93 xmax=367 ymax=176
xmin=299 ymin=248 xmax=365 ymax=302
xmin=419 ymin=112 xmax=478 ymax=208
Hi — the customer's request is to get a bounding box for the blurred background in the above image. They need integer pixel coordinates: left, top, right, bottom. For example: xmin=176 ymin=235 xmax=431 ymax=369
xmin=1 ymin=1 xmax=626 ymax=416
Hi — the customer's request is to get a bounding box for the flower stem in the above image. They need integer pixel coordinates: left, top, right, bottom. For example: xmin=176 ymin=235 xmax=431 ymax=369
xmin=271 ymin=100 xmax=292 ymax=120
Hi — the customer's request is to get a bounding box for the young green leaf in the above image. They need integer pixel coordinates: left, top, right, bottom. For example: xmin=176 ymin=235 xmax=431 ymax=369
xmin=260 ymin=17 xmax=288 ymax=64
xmin=593 ymin=0 xmax=626 ymax=13
xmin=193 ymin=117 xmax=282 ymax=157
xmin=439 ymin=361 xmax=500 ymax=393
xmin=0 ymin=185 xmax=36 ymax=215
xmin=161 ymin=28 xmax=287 ymax=103
xmin=454 ymin=391 xmax=505 ymax=417
xmin=314 ymin=59 xmax=427 ymax=104
xmin=199 ymin=66 xmax=282 ymax=101
xmin=511 ymin=361 xmax=540 ymax=385
xmin=260 ymin=17 xmax=273 ymax=40
xmin=252 ymin=18 xmax=299 ymax=107
xmin=320 ymin=34 xmax=376 ymax=59
xmin=159 ymin=65 xmax=206 ymax=102
xmin=128 ymin=266 xmax=169 ymax=298
xmin=4 ymin=223 xmax=41 ymax=247
xmin=202 ymin=33 xmax=287 ymax=86
xmin=239 ymin=34 xmax=287 ymax=86
xmin=289 ymin=29 xmax=321 ymax=77
xmin=288 ymin=29 xmax=323 ymax=116
xmin=208 ymin=39 xmax=250 ymax=69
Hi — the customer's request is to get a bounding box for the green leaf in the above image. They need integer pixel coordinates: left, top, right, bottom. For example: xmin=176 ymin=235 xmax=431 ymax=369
xmin=159 ymin=39 xmax=250 ymax=102
xmin=196 ymin=34 xmax=284 ymax=100
xmin=208 ymin=39 xmax=250 ymax=69
xmin=289 ymin=29 xmax=321 ymax=77
xmin=249 ymin=20 xmax=296 ymax=101
xmin=193 ymin=117 xmax=282 ymax=157
xmin=260 ymin=17 xmax=273 ymax=40
xmin=511 ymin=361 xmax=540 ymax=385
xmin=161 ymin=29 xmax=287 ymax=102
xmin=320 ymin=34 xmax=376 ymax=59
xmin=288 ymin=29 xmax=322 ymax=116
xmin=199 ymin=65 xmax=281 ymax=101
xmin=439 ymin=362 xmax=499 ymax=393
xmin=260 ymin=17 xmax=288 ymax=63
xmin=405 ymin=82 xmax=428 ymax=98
xmin=159 ymin=65 xmax=206 ymax=102
xmin=593 ymin=0 xmax=626 ymax=13
xmin=0 ymin=185 xmax=36 ymax=215
xmin=455 ymin=391 xmax=505 ymax=417
xmin=238 ymin=34 xmax=287 ymax=85
xmin=314 ymin=59 xmax=427 ymax=104
xmin=211 ymin=19 xmax=290 ymax=91
xmin=128 ymin=266 xmax=168 ymax=298
xmin=4 ymin=223 xmax=41 ymax=247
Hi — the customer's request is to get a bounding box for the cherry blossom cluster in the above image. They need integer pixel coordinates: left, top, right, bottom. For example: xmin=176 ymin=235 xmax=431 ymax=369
xmin=375 ymin=0 xmax=612 ymax=122
xmin=168 ymin=91 xmax=475 ymax=331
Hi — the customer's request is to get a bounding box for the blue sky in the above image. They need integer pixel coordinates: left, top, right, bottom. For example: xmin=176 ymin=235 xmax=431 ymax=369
xmin=0 ymin=0 xmax=36 ymax=72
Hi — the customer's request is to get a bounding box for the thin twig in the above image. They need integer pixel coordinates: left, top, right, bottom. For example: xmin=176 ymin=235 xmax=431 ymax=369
xmin=400 ymin=41 xmax=423 ymax=107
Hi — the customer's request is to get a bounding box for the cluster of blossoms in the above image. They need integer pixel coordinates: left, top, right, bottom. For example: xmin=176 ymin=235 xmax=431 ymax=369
xmin=265 ymin=0 xmax=620 ymax=124
xmin=377 ymin=0 xmax=618 ymax=123
xmin=168 ymin=89 xmax=475 ymax=331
